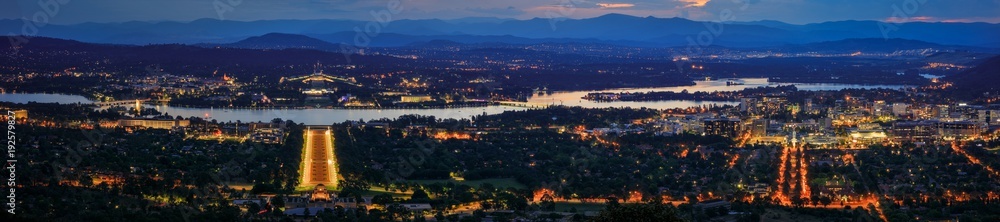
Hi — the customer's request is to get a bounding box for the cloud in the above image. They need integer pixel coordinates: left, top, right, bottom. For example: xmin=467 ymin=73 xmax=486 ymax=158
xmin=885 ymin=16 xmax=934 ymax=23
xmin=597 ymin=3 xmax=636 ymax=9
xmin=678 ymin=0 xmax=710 ymax=7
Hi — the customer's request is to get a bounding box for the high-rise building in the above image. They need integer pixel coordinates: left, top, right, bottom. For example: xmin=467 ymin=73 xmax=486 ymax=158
xmin=938 ymin=121 xmax=984 ymax=141
xmin=892 ymin=103 xmax=909 ymax=116
xmin=740 ymin=98 xmax=758 ymax=114
xmin=890 ymin=121 xmax=935 ymax=143
xmin=936 ymin=104 xmax=950 ymax=119
xmin=804 ymin=98 xmax=814 ymax=113
xmin=873 ymin=100 xmax=888 ymax=116
xmin=761 ymin=96 xmax=788 ymax=115
xmin=705 ymin=119 xmax=742 ymax=137
xmin=749 ymin=118 xmax=769 ymax=137
xmin=977 ymin=109 xmax=1000 ymax=126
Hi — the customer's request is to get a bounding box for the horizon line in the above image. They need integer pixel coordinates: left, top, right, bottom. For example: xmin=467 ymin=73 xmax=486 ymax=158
xmin=3 ymin=13 xmax=998 ymax=26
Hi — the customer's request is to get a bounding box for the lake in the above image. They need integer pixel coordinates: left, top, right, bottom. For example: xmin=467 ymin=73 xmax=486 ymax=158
xmin=526 ymin=78 xmax=911 ymax=109
xmin=0 ymin=79 xmax=913 ymax=124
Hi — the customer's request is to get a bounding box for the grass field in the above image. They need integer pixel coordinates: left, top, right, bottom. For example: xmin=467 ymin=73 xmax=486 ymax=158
xmin=225 ymin=183 xmax=254 ymax=191
xmin=293 ymin=184 xmax=419 ymax=199
xmin=292 ymin=178 xmax=525 ymax=199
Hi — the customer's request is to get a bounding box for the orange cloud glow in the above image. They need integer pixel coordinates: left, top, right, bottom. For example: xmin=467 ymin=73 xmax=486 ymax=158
xmin=678 ymin=0 xmax=710 ymax=7
xmin=597 ymin=3 xmax=636 ymax=9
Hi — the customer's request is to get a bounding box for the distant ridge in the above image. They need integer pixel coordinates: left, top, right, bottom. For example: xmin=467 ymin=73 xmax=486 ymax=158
xmin=200 ymin=33 xmax=347 ymax=52
xmin=1 ymin=14 xmax=997 ymax=47
xmin=199 ymin=33 xmax=994 ymax=55
xmin=771 ymin=38 xmax=962 ymax=53
xmin=0 ymin=35 xmax=402 ymax=78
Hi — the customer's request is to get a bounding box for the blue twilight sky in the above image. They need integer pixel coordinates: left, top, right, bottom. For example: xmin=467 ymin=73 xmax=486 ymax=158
xmin=2 ymin=0 xmax=999 ymax=25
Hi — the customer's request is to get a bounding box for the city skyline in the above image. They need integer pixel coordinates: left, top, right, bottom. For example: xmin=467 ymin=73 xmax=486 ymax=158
xmin=2 ymin=1 xmax=1000 ymax=221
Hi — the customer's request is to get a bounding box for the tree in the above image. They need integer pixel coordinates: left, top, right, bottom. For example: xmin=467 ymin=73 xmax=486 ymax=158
xmin=338 ymin=179 xmax=371 ymax=200
xmin=411 ymin=189 xmax=430 ymax=200
xmin=79 ymin=175 xmax=93 ymax=187
xmin=590 ymin=201 xmax=684 ymax=222
xmin=791 ymin=196 xmax=805 ymax=208
xmin=715 ymin=207 xmax=728 ymax=217
xmin=386 ymin=204 xmax=409 ymax=221
xmin=373 ymin=193 xmax=395 ymax=206
xmin=435 ymin=211 xmax=446 ymax=221
xmin=820 ymin=196 xmax=833 ymax=207
xmin=247 ymin=203 xmax=261 ymax=216
xmin=271 ymin=195 xmax=286 ymax=209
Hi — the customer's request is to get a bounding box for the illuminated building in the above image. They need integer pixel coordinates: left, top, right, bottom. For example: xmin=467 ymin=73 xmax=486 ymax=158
xmin=739 ymin=98 xmax=758 ymax=113
xmin=2 ymin=109 xmax=28 ymax=121
xmin=704 ymin=119 xmax=741 ymax=137
xmin=740 ymin=96 xmax=787 ymax=115
xmin=117 ymin=119 xmax=191 ymax=129
xmin=310 ymin=184 xmax=332 ymax=202
xmin=936 ymin=104 xmax=951 ymax=119
xmin=890 ymin=121 xmax=936 ymax=143
xmin=400 ymin=95 xmax=434 ymax=103
xmin=937 ymin=121 xmax=984 ymax=141
xmin=803 ymin=135 xmax=838 ymax=149
xmin=761 ymin=96 xmax=788 ymax=114
xmin=873 ymin=100 xmax=889 ymax=116
xmin=748 ymin=118 xmax=768 ymax=137
xmin=977 ymin=109 xmax=1000 ymax=126
xmin=892 ymin=103 xmax=909 ymax=116
xmin=849 ymin=129 xmax=887 ymax=145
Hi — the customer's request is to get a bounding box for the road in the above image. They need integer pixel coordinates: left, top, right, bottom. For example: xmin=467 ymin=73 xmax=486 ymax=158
xmin=302 ymin=127 xmax=338 ymax=188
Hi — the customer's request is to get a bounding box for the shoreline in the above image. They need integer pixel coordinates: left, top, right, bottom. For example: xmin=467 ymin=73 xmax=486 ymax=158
xmin=159 ymin=102 xmax=503 ymax=110
xmin=1 ymin=78 xmax=916 ymax=110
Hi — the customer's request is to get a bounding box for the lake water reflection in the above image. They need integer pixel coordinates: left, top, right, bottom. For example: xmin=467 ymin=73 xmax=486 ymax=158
xmin=0 ymin=79 xmax=912 ymax=124
xmin=526 ymin=78 xmax=911 ymax=109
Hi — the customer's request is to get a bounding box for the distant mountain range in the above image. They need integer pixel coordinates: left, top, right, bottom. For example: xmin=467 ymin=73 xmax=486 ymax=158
xmin=2 ymin=14 xmax=998 ymax=47
xmin=196 ymin=33 xmax=348 ymax=52
xmin=195 ymin=32 xmax=995 ymax=56
xmin=0 ymin=36 xmax=406 ymax=79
